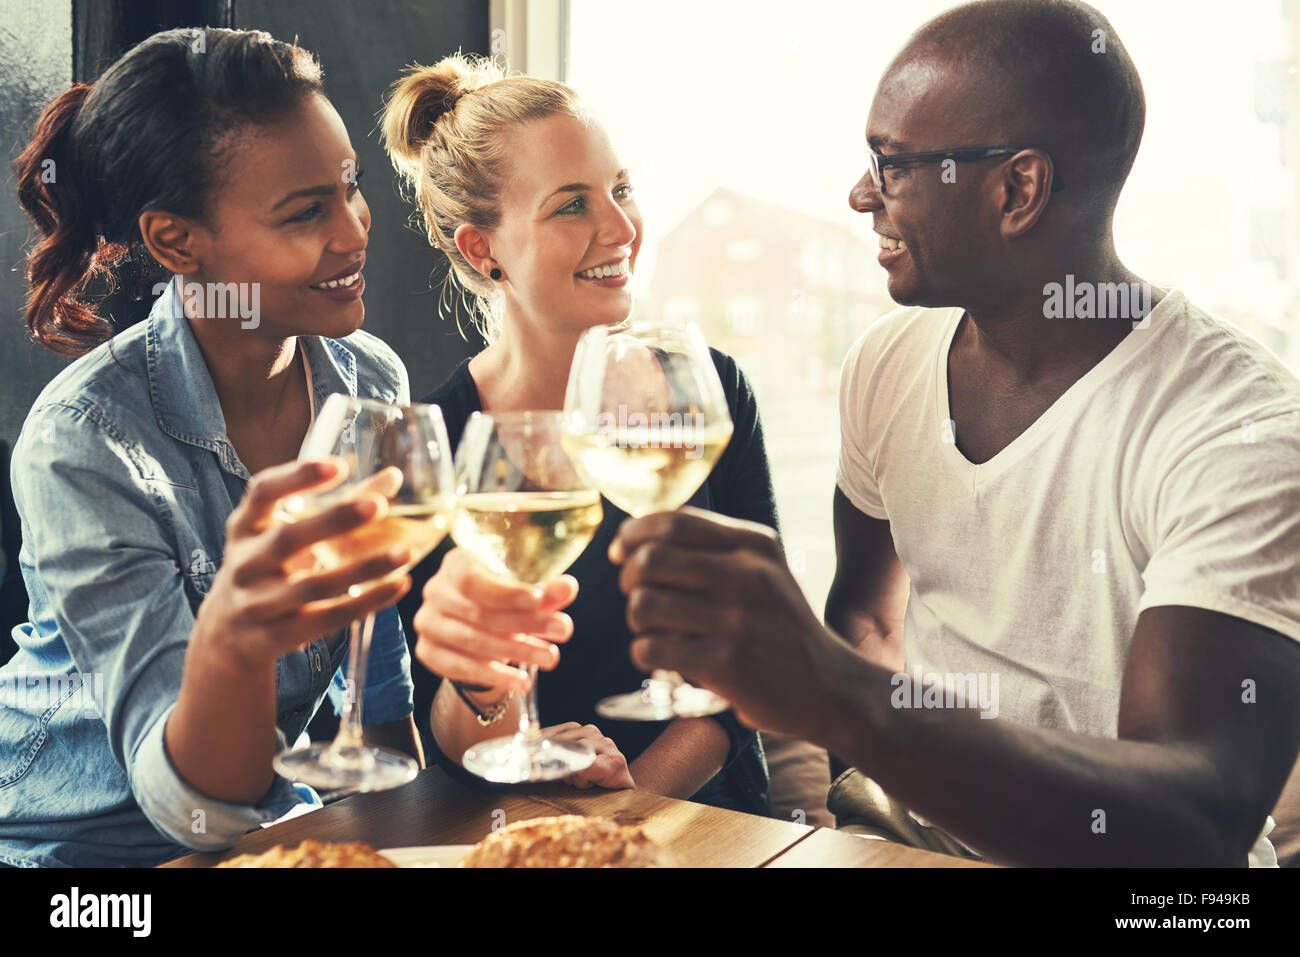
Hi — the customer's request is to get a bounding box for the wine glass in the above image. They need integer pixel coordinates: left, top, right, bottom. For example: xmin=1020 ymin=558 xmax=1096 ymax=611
xmin=453 ymin=411 xmax=603 ymax=783
xmin=273 ymin=395 xmax=454 ymax=792
xmin=563 ymin=320 xmax=734 ymax=721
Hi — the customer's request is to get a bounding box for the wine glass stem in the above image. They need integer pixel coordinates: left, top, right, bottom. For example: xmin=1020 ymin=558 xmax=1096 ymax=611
xmin=650 ymin=669 xmax=683 ymax=693
xmin=627 ymin=514 xmax=687 ymax=700
xmin=334 ymin=612 xmax=375 ymax=752
xmin=517 ymin=662 xmax=541 ymax=740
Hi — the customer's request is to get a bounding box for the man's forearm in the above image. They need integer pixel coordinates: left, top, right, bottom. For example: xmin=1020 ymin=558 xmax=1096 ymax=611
xmin=825 ymin=568 xmax=907 ymax=672
xmin=825 ymin=600 xmax=905 ymax=671
xmin=815 ymin=655 xmax=1259 ymax=866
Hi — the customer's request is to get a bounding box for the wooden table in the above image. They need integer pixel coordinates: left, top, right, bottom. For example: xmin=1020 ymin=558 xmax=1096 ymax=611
xmin=161 ymin=767 xmax=994 ymax=868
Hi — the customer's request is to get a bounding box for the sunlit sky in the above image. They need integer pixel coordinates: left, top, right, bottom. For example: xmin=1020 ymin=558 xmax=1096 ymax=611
xmin=569 ymin=0 xmax=1298 ymax=342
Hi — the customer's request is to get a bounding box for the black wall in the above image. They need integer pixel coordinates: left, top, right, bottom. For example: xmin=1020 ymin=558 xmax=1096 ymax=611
xmin=0 ymin=0 xmax=489 ymax=658
xmin=234 ymin=0 xmax=489 ymax=399
xmin=0 ymin=0 xmax=488 ymax=449
xmin=0 ymin=0 xmax=77 ymax=450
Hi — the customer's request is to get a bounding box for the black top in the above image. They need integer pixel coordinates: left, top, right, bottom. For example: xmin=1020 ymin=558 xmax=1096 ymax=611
xmin=398 ymin=348 xmax=780 ymax=815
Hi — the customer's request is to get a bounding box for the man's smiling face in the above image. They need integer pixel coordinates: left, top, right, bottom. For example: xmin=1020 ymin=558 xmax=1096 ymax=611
xmin=850 ymin=56 xmax=1012 ymax=309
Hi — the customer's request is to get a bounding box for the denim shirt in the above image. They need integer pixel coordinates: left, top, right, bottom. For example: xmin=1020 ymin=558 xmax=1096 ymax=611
xmin=0 ymin=278 xmax=414 ymax=867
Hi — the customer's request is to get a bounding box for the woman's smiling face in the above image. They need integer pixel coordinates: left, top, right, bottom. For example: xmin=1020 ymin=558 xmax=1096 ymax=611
xmin=487 ymin=113 xmax=642 ymax=334
xmin=185 ymin=92 xmax=371 ymax=340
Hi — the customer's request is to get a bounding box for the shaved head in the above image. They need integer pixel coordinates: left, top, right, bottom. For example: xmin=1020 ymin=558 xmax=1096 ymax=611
xmin=884 ymin=0 xmax=1145 ymax=216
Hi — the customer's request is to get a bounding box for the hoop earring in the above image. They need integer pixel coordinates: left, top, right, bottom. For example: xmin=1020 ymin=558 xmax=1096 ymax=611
xmin=489 ymin=267 xmax=503 ymax=281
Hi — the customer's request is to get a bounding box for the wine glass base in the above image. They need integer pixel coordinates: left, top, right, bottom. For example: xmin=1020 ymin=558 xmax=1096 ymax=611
xmin=596 ymin=684 xmax=730 ymax=721
xmin=273 ymin=743 xmax=419 ymax=793
xmin=462 ymin=735 xmax=595 ymax=784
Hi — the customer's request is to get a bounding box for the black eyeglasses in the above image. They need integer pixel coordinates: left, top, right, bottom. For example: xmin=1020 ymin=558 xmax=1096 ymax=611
xmin=867 ymin=146 xmax=1065 ymax=196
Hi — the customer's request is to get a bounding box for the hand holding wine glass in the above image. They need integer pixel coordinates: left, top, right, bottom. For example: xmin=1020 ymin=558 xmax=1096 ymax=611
xmin=451 ymin=411 xmax=604 ymax=783
xmin=563 ymin=320 xmax=735 ymax=720
xmin=272 ymin=395 xmax=454 ymax=793
xmin=608 ymin=506 xmax=838 ymax=744
xmin=191 ymin=458 xmax=417 ymax=673
xmin=411 ymin=546 xmax=578 ymax=695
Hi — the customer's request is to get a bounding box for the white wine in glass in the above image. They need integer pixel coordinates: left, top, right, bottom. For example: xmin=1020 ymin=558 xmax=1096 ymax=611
xmin=563 ymin=321 xmax=734 ymax=721
xmin=453 ymin=490 xmax=603 ymax=584
xmin=454 ymin=411 xmax=602 ymax=783
xmin=272 ymin=395 xmax=454 ymax=793
xmin=560 ymin=420 xmax=733 ymax=518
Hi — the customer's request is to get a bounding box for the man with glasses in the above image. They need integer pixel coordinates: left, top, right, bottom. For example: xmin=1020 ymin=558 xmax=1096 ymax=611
xmin=610 ymin=0 xmax=1300 ymax=865
xmin=865 ymin=146 xmax=1064 ymax=199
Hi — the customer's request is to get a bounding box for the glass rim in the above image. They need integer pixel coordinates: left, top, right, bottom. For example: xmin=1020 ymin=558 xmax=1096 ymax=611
xmin=573 ymin=319 xmax=713 ymax=364
xmin=319 ymin=392 xmax=448 ymax=422
xmin=302 ymin=394 xmax=454 ymax=490
xmin=464 ymin=409 xmax=566 ymax=425
xmin=579 ymin=318 xmax=704 ymax=338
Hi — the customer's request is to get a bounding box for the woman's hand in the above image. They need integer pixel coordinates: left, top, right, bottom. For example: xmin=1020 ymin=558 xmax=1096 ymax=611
xmin=170 ymin=458 xmax=414 ymax=805
xmin=545 ymin=722 xmax=636 ymax=790
xmin=412 ymin=547 xmax=578 ymax=696
xmin=192 ymin=458 xmax=414 ymax=674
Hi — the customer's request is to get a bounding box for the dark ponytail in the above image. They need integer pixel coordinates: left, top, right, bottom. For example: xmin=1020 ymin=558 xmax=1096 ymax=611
xmin=14 ymin=83 xmax=121 ymax=356
xmin=12 ymin=28 xmax=325 ymax=357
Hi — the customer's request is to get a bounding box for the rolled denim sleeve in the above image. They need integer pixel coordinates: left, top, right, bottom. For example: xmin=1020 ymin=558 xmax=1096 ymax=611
xmin=131 ymin=705 xmax=309 ymax=850
xmin=326 ymin=604 xmax=414 ymax=725
xmin=12 ymin=403 xmax=299 ymax=851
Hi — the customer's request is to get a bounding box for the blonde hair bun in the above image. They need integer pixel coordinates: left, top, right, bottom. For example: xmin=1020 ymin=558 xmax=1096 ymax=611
xmin=380 ymin=53 xmax=587 ymax=342
xmin=381 ymin=52 xmax=505 ymax=182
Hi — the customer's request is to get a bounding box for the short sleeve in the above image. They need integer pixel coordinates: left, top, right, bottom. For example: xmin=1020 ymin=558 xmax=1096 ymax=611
xmin=133 ymin=704 xmax=310 ymax=849
xmin=327 ymin=604 xmax=415 ymax=724
xmin=11 ymin=405 xmax=309 ymax=850
xmin=1138 ymin=412 xmax=1300 ymax=642
xmin=836 ymin=333 xmax=888 ymax=518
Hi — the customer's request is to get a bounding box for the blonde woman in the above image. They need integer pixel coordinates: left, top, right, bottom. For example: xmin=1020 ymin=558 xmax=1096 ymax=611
xmin=385 ymin=55 xmax=777 ymax=814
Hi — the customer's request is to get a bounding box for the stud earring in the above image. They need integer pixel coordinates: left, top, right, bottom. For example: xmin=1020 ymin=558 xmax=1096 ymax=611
xmin=489 ymin=267 xmax=503 ymax=281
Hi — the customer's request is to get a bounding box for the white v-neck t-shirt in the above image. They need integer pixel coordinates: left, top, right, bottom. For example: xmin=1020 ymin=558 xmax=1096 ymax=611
xmin=836 ymin=289 xmax=1300 ymax=866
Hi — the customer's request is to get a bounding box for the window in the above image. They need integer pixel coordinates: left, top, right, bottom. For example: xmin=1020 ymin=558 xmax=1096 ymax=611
xmin=724 ymin=297 xmax=760 ymax=335
xmin=703 ymin=198 xmax=734 ymax=227
xmin=726 ymin=239 xmax=763 ymax=262
xmin=662 ymin=295 xmax=701 ymax=324
xmin=568 ymin=0 xmax=1300 ymax=613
